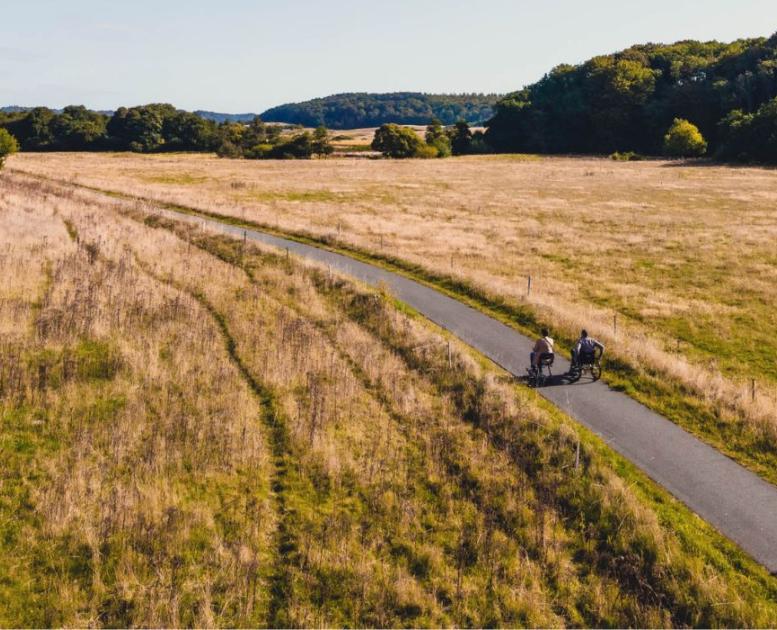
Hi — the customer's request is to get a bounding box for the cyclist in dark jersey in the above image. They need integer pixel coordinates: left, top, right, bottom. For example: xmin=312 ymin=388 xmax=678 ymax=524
xmin=572 ymin=329 xmax=604 ymax=367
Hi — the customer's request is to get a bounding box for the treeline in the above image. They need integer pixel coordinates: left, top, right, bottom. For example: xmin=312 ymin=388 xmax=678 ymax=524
xmin=0 ymin=104 xmax=330 ymax=159
xmin=261 ymin=92 xmax=499 ymax=128
xmin=216 ymin=118 xmax=332 ymax=158
xmin=485 ymin=33 xmax=777 ymax=161
xmin=371 ymin=120 xmax=488 ymax=158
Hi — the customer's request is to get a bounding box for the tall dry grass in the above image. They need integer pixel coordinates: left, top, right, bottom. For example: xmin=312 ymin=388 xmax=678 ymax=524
xmin=0 ymin=178 xmax=273 ymax=626
xmin=11 ymin=153 xmax=776 ymax=469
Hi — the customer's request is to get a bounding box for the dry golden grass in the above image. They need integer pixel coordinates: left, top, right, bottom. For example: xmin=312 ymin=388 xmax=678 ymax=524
xmin=2 ymin=171 xmax=777 ymax=627
xmin=11 ymin=152 xmax=776 ymax=475
xmin=0 ymin=179 xmax=274 ymax=626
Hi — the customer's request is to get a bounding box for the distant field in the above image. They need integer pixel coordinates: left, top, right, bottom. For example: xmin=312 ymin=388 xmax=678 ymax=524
xmin=328 ymin=127 xmax=383 ymax=155
xmin=10 ymin=153 xmax=777 ymax=481
xmin=6 ymin=171 xmax=777 ymax=625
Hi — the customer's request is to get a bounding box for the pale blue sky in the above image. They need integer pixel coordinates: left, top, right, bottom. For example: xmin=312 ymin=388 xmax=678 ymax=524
xmin=1 ymin=0 xmax=774 ymax=112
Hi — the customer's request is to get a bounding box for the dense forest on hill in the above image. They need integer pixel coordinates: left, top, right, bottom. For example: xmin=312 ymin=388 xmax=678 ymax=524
xmin=485 ymin=34 xmax=777 ymax=160
xmin=261 ymin=93 xmax=499 ymax=128
xmin=194 ymin=110 xmax=257 ymax=123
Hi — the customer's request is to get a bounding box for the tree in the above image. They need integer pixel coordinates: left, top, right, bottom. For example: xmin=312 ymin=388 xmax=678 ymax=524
xmin=215 ymin=122 xmax=246 ymax=157
xmin=241 ymin=117 xmax=268 ymax=150
xmin=425 ymin=118 xmax=444 ymax=144
xmin=425 ymin=118 xmax=451 ymax=157
xmin=663 ymin=118 xmax=707 ymax=157
xmin=717 ymin=97 xmax=777 ymax=162
xmin=164 ymin=111 xmax=215 ymax=150
xmin=449 ymin=121 xmax=473 ymax=155
xmin=108 ymin=106 xmax=165 ymax=152
xmin=50 ymin=106 xmax=108 ymax=150
xmin=17 ymin=107 xmax=54 ymax=149
xmin=371 ymin=124 xmax=424 ymax=158
xmin=470 ymin=130 xmax=492 ymax=154
xmin=585 ymin=57 xmax=658 ymax=152
xmin=0 ymin=129 xmax=19 ymax=169
xmin=107 ymin=104 xmax=187 ymax=152
xmin=260 ymin=93 xmax=500 ymax=128
xmin=312 ymin=125 xmax=334 ymax=157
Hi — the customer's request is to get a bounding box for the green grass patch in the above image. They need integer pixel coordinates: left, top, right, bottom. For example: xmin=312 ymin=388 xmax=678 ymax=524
xmin=236 ymin=189 xmax=357 ymax=204
xmin=24 ymin=339 xmax=122 ymax=389
xmin=140 ymin=173 xmax=209 ymax=185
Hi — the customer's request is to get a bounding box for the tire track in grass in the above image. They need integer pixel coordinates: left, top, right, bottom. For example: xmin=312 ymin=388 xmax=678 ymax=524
xmin=57 ymin=210 xmax=296 ymax=624
xmin=129 ymin=255 xmax=297 ymax=628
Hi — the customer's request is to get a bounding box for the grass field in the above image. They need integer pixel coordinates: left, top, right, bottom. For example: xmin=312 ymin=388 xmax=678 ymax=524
xmin=2 ymin=170 xmax=777 ymax=626
xmin=10 ymin=152 xmax=777 ymax=485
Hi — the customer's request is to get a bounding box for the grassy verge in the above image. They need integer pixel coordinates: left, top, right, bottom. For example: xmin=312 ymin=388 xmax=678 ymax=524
xmin=19 ymin=169 xmax=776 ymax=489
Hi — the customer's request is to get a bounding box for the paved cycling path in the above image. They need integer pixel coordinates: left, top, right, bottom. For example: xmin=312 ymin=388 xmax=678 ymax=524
xmin=168 ymin=208 xmax=777 ymax=574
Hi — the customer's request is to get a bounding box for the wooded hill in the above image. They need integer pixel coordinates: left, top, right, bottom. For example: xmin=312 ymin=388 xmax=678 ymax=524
xmin=485 ymin=33 xmax=777 ymax=160
xmin=260 ymin=93 xmax=499 ymax=128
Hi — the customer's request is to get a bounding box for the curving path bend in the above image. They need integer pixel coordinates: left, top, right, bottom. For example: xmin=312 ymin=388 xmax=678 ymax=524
xmin=163 ymin=207 xmax=777 ymax=574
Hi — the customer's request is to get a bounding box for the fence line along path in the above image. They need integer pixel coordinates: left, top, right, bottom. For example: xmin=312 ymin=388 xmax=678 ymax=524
xmin=163 ymin=208 xmax=777 ymax=575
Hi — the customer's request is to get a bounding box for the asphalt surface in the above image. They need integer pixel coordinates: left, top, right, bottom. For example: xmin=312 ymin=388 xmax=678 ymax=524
xmin=166 ymin=208 xmax=777 ymax=574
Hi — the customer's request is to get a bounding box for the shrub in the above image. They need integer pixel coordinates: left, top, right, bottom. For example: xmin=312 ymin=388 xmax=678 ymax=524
xmin=0 ymin=129 xmax=19 ymax=169
xmin=216 ymin=140 xmax=243 ymax=158
xmin=243 ymin=143 xmax=274 ymax=159
xmin=610 ymin=151 xmax=643 ymax=161
xmin=663 ymin=118 xmax=707 ymax=157
xmin=414 ymin=144 xmax=440 ymax=159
